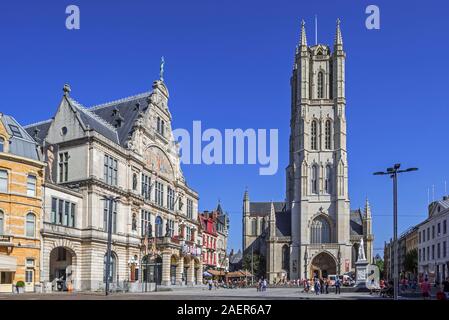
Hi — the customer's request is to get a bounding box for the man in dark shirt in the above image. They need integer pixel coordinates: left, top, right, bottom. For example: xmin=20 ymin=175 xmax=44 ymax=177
xmin=443 ymin=277 xmax=449 ymax=297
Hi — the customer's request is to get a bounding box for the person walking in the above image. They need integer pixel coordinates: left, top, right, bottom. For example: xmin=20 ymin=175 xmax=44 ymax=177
xmin=314 ymin=278 xmax=320 ymax=295
xmin=334 ymin=277 xmax=341 ymax=294
xmin=442 ymin=277 xmax=449 ymax=299
xmin=208 ymin=279 xmax=213 ymax=291
xmin=420 ymin=277 xmax=431 ymax=300
xmin=262 ymin=278 xmax=267 ymax=292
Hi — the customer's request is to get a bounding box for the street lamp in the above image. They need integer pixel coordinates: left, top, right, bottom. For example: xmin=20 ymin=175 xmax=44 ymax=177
xmin=102 ymin=195 xmax=121 ymax=296
xmin=373 ymin=163 xmax=418 ymax=300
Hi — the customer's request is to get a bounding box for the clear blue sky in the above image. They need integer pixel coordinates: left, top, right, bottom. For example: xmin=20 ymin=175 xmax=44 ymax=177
xmin=1 ymin=0 xmax=448 ymax=256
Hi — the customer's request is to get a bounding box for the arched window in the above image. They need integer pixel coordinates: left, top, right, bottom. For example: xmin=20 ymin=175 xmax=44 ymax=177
xmin=325 ymin=165 xmax=332 ymax=194
xmin=311 ymin=165 xmax=319 ymax=194
xmin=26 ymin=213 xmax=35 ymax=237
xmin=310 ymin=216 xmax=331 ymax=244
xmin=311 ymin=120 xmax=318 ymax=150
xmin=0 ymin=210 xmax=4 ymax=235
xmin=103 ymin=252 xmax=117 ymax=283
xmin=282 ymin=245 xmax=290 ymax=271
xmin=325 ymin=120 xmax=331 ymax=149
xmin=155 ymin=216 xmax=163 ymax=237
xmin=317 ymin=71 xmax=324 ymax=99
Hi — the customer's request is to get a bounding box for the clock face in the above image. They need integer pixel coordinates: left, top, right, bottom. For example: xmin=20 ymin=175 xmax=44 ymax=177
xmin=144 ymin=146 xmax=174 ymax=178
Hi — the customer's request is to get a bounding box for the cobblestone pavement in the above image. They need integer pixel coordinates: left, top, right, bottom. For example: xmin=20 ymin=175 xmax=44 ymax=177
xmin=0 ymin=287 xmax=416 ymax=300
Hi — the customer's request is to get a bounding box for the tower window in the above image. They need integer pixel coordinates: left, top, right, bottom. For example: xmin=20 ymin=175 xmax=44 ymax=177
xmin=317 ymin=71 xmax=324 ymax=99
xmin=325 ymin=165 xmax=332 ymax=194
xmin=311 ymin=216 xmax=331 ymax=244
xmin=325 ymin=120 xmax=331 ymax=149
xmin=311 ymin=120 xmax=318 ymax=150
xmin=311 ymin=165 xmax=319 ymax=194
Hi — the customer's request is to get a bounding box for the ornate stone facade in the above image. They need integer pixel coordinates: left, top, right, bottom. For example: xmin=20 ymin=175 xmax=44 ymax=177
xmin=242 ymin=20 xmax=374 ymax=283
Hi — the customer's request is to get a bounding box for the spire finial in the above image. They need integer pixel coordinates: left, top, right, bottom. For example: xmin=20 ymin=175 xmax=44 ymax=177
xmin=364 ymin=197 xmax=372 ymax=218
xmin=335 ymin=18 xmax=343 ymax=47
xmin=159 ymin=56 xmax=165 ymax=81
xmin=243 ymin=187 xmax=249 ymax=201
xmin=299 ymin=19 xmax=307 ymax=47
xmin=63 ymin=84 xmax=71 ymax=97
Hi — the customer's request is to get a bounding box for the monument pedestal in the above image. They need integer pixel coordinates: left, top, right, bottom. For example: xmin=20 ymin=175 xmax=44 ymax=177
xmin=355 ymin=259 xmax=369 ymax=288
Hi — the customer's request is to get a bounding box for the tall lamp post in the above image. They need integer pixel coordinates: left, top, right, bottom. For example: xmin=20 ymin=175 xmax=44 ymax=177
xmin=373 ymin=163 xmax=417 ymax=300
xmin=103 ymin=196 xmax=121 ymax=296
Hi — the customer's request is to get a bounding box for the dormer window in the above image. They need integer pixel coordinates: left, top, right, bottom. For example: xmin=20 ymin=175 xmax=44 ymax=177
xmin=9 ymin=124 xmax=22 ymax=138
xmin=0 ymin=137 xmax=4 ymax=152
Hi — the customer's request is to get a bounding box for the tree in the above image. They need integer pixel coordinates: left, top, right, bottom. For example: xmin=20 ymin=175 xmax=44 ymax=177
xmin=404 ymin=248 xmax=418 ymax=274
xmin=242 ymin=251 xmax=266 ymax=278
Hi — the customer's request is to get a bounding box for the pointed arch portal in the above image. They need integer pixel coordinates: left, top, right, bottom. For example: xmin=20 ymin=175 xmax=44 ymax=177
xmin=310 ymin=252 xmax=337 ymax=279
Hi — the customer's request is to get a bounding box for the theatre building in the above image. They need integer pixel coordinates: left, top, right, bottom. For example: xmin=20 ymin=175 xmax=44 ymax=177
xmin=25 ymin=75 xmax=202 ymax=291
xmin=0 ymin=114 xmax=44 ymax=293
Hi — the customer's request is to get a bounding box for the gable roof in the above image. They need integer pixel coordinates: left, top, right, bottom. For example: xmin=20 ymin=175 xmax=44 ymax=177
xmin=350 ymin=209 xmax=364 ymax=236
xmin=1 ymin=114 xmax=41 ymax=161
xmin=249 ymin=202 xmax=285 ymax=217
xmin=24 ymin=91 xmax=153 ymax=147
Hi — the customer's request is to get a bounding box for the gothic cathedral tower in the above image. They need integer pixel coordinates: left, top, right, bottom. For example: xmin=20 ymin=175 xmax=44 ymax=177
xmin=286 ymin=19 xmax=352 ymax=279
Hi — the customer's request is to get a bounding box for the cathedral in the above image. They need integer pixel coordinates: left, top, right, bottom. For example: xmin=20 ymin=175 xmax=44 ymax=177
xmin=242 ymin=19 xmax=374 ymax=282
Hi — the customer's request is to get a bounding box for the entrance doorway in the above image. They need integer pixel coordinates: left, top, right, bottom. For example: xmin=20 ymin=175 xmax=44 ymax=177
xmin=50 ymin=247 xmax=75 ymax=291
xmin=310 ymin=252 xmax=337 ymax=279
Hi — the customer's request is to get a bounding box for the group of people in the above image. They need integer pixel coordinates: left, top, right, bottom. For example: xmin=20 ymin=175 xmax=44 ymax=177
xmin=377 ymin=276 xmax=449 ymax=300
xmin=302 ymin=277 xmax=341 ymax=295
xmin=256 ymin=278 xmax=268 ymax=292
xmin=205 ymin=278 xmax=250 ymax=290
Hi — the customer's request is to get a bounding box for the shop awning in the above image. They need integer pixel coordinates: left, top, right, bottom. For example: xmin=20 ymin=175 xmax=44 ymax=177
xmin=0 ymin=255 xmax=17 ymax=272
xmin=207 ymin=269 xmax=226 ymax=276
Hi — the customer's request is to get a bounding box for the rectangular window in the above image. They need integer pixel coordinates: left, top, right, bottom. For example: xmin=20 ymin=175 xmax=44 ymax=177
xmin=187 ymin=199 xmax=193 ymax=219
xmin=167 ymin=219 xmax=175 ymax=237
xmin=26 ymin=175 xmax=37 ymax=197
xmin=252 ymin=219 xmax=257 ymax=236
xmin=25 ymin=270 xmax=33 ymax=283
xmin=186 ymin=226 xmax=191 ymax=241
xmin=418 ymin=248 xmax=421 ymax=262
xmin=103 ymin=199 xmax=117 ymax=234
xmin=427 ymin=247 xmax=430 ymax=261
xmin=444 ymin=220 xmax=447 ymax=234
xmin=427 ymin=227 xmax=430 ymax=241
xmin=51 ymin=198 xmax=76 ymax=227
xmin=104 ymin=155 xmax=118 ymax=186
xmin=0 ymin=272 xmax=13 ymax=284
xmin=141 ymin=174 xmax=151 ymax=201
xmin=432 ymin=245 xmax=435 ymax=260
xmin=432 ymin=226 xmax=435 ymax=239
xmin=444 ymin=241 xmax=447 ymax=258
xmin=154 ymin=181 xmax=164 ymax=207
xmin=419 ymin=231 xmax=421 ymax=244
xmin=70 ymin=203 xmax=76 ymax=227
xmin=59 ymin=152 xmax=69 ymax=182
xmin=141 ymin=210 xmax=151 ymax=237
xmin=58 ymin=199 xmax=64 ymax=224
xmin=63 ymin=201 xmax=70 ymax=226
xmin=0 ymin=170 xmax=8 ymax=192
xmin=438 ymin=223 xmax=441 ymax=235
xmin=437 ymin=243 xmax=441 ymax=259
xmin=51 ymin=197 xmax=57 ymax=224
xmin=167 ymin=187 xmax=175 ymax=211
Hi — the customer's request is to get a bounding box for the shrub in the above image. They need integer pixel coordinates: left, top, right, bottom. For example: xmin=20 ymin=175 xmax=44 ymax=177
xmin=16 ymin=281 xmax=25 ymax=287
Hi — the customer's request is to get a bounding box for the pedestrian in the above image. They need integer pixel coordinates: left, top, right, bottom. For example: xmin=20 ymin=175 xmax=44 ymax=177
xmin=335 ymin=277 xmax=341 ymax=294
xmin=208 ymin=279 xmax=213 ymax=291
xmin=314 ymin=278 xmax=320 ymax=295
xmin=442 ymin=277 xmax=449 ymax=299
xmin=420 ymin=277 xmax=431 ymax=300
xmin=262 ymin=278 xmax=267 ymax=292
xmin=325 ymin=278 xmax=329 ymax=294
xmin=319 ymin=278 xmax=324 ymax=294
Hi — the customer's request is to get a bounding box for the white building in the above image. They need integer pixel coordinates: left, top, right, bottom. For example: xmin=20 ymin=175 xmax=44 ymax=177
xmin=418 ymin=196 xmax=449 ymax=284
xmin=25 ymin=78 xmax=202 ymax=291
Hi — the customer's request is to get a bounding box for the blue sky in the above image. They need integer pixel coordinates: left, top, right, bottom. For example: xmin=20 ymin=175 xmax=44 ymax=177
xmin=1 ymin=0 xmax=448 ymax=256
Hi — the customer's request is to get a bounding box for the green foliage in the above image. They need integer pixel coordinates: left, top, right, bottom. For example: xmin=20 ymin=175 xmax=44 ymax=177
xmin=16 ymin=281 xmax=25 ymax=287
xmin=242 ymin=251 xmax=266 ymax=278
xmin=374 ymin=254 xmax=384 ymax=278
xmin=404 ymin=248 xmax=418 ymax=273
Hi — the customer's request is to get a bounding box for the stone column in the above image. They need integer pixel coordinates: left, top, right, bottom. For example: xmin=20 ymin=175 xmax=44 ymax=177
xmin=177 ymin=256 xmax=184 ymax=285
xmin=161 ymin=252 xmax=171 ymax=286
xmin=196 ymin=261 xmax=203 ymax=285
xmin=187 ymin=258 xmax=195 ymax=285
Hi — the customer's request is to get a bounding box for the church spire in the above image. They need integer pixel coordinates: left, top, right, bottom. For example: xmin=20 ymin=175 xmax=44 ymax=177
xmin=364 ymin=197 xmax=372 ymax=219
xmin=299 ymin=19 xmax=307 ymax=49
xmin=334 ymin=18 xmax=343 ymax=49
